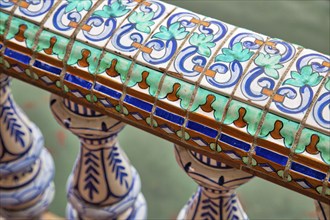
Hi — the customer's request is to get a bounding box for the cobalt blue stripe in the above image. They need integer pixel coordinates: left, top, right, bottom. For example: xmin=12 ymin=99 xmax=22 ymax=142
xmin=124 ymin=95 xmax=152 ymax=112
xmin=64 ymin=74 xmax=92 ymax=89
xmin=94 ymin=83 xmax=121 ymax=99
xmin=33 ymin=60 xmax=61 ymax=75
xmin=187 ymin=121 xmax=217 ymax=138
xmin=219 ymin=134 xmax=250 ymax=151
xmin=255 ymin=146 xmax=288 ymax=165
xmin=4 ymin=48 xmax=31 ymax=64
xmin=155 ymin=107 xmax=184 ymax=125
xmin=291 ymin=162 xmax=326 ymax=181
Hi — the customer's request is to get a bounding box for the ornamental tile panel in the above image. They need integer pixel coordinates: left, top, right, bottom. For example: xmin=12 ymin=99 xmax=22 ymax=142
xmin=13 ymin=0 xmax=56 ymax=23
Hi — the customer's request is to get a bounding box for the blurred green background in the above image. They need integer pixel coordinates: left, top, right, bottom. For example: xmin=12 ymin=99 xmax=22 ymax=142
xmin=9 ymin=0 xmax=329 ymax=219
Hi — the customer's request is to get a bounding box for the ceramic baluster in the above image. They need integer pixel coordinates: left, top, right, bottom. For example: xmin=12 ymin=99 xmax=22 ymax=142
xmin=175 ymin=144 xmax=253 ymax=220
xmin=315 ymin=200 xmax=330 ymax=220
xmin=0 ymin=74 xmax=55 ymax=219
xmin=49 ymin=94 xmax=146 ymax=220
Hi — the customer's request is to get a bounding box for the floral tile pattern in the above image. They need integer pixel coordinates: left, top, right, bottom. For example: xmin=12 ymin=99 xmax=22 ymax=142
xmin=0 ymin=0 xmax=329 ymax=202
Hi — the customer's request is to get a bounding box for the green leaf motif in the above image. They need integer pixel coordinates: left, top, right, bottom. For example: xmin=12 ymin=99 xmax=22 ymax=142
xmin=215 ymin=42 xmax=254 ymax=63
xmin=284 ymin=65 xmax=323 ymax=87
xmin=325 ymin=77 xmax=330 ymax=91
xmin=153 ymin=22 xmax=188 ymax=41
xmin=65 ymin=0 xmax=92 ymax=13
xmin=189 ymin=33 xmax=215 ymax=57
xmin=128 ymin=11 xmax=155 ymax=33
xmin=93 ymin=1 xmax=129 ymax=18
xmin=254 ymin=53 xmax=283 ymax=79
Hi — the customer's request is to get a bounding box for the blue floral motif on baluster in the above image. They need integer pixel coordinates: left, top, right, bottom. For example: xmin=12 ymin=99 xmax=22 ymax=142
xmin=313 ymin=78 xmax=330 ymax=129
xmin=142 ymin=12 xmax=198 ymax=65
xmin=83 ymin=1 xmax=130 ymax=42
xmin=53 ymin=0 xmax=92 ymax=31
xmin=274 ymin=53 xmax=329 ymax=115
xmin=240 ymin=40 xmax=294 ymax=101
xmin=18 ymin=0 xmax=54 ymax=17
xmin=0 ymin=98 xmax=26 ymax=148
xmin=111 ymin=1 xmax=165 ymax=53
xmin=200 ymin=197 xmax=219 ymax=220
xmin=206 ymin=32 xmax=262 ymax=89
xmin=174 ymin=20 xmax=227 ymax=77
xmin=108 ymin=146 xmax=129 ymax=189
xmin=83 ymin=151 xmax=100 ymax=200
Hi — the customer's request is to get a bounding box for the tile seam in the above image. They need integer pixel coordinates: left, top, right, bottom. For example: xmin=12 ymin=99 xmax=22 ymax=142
xmin=118 ymin=6 xmax=177 ymax=115
xmin=149 ymin=15 xmax=205 ymax=130
xmin=214 ymin=36 xmax=269 ymax=154
xmin=58 ymin=0 xmax=104 ymax=95
xmin=182 ymin=26 xmax=239 ymax=143
xmin=27 ymin=0 xmax=63 ymax=81
xmin=247 ymin=47 xmax=304 ymax=169
xmin=283 ymin=71 xmax=330 ymax=181
xmin=89 ymin=1 xmax=144 ymax=108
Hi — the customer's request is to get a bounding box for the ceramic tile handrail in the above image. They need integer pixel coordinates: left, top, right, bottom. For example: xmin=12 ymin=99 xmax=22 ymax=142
xmin=0 ymin=0 xmax=329 ymax=209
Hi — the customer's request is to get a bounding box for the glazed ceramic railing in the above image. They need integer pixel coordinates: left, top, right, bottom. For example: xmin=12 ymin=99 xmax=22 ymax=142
xmin=0 ymin=0 xmax=329 ymax=219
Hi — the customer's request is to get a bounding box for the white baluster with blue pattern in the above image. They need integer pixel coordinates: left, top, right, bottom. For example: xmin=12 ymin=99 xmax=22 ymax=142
xmin=175 ymin=144 xmax=253 ymax=220
xmin=50 ymin=94 xmax=146 ymax=220
xmin=0 ymin=74 xmax=55 ymax=219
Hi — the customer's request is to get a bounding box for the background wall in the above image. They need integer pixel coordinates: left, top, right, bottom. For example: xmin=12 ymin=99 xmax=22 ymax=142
xmin=9 ymin=0 xmax=329 ymax=219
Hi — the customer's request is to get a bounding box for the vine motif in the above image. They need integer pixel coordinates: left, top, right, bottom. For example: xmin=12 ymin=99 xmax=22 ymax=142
xmin=107 ymin=146 xmax=129 ymax=189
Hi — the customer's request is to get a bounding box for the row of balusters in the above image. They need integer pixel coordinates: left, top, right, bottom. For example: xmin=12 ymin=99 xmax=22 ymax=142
xmin=0 ymin=74 xmax=328 ymax=219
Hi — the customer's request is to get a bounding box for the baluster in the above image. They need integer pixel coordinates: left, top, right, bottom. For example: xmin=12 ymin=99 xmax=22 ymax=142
xmin=315 ymin=200 xmax=330 ymax=220
xmin=0 ymin=74 xmax=55 ymax=219
xmin=175 ymin=144 xmax=253 ymax=220
xmin=49 ymin=94 xmax=146 ymax=220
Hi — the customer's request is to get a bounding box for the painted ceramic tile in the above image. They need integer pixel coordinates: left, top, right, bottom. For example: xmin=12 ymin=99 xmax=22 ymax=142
xmin=295 ymin=128 xmax=330 ymax=166
xmin=44 ymin=0 xmax=97 ymax=37
xmin=0 ymin=0 xmax=17 ymax=12
xmin=13 ymin=0 xmax=56 ymax=23
xmin=306 ymin=76 xmax=330 ymax=134
xmin=223 ymin=99 xmax=264 ymax=137
xmin=233 ymin=39 xmax=301 ymax=107
xmin=168 ymin=18 xmax=235 ymax=83
xmin=0 ymin=11 xmax=9 ymax=38
xmin=135 ymin=7 xmax=205 ymax=72
xmin=199 ymin=28 xmax=268 ymax=97
xmin=106 ymin=0 xmax=175 ymax=58
xmin=75 ymin=0 xmax=139 ymax=48
xmin=269 ymin=49 xmax=329 ymax=124
xmin=4 ymin=14 xmax=40 ymax=49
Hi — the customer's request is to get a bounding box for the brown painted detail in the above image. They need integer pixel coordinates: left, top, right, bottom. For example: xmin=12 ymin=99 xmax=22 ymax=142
xmin=167 ymin=83 xmax=180 ymax=102
xmin=322 ymin=61 xmax=330 ymax=68
xmin=131 ymin=42 xmax=152 ymax=54
xmin=190 ymin=18 xmax=210 ymax=27
xmin=11 ymin=0 xmax=29 ymax=8
xmin=105 ymin=59 xmax=119 ymax=77
xmin=68 ymin=21 xmax=92 ymax=32
xmin=194 ymin=65 xmax=204 ymax=73
xmin=306 ymin=134 xmax=319 ymax=155
xmin=138 ymin=71 xmax=150 ymax=89
xmin=134 ymin=0 xmax=151 ymax=6
xmin=14 ymin=25 xmax=27 ymax=42
xmin=77 ymin=49 xmax=91 ymax=68
xmin=262 ymin=88 xmax=285 ymax=103
xmin=44 ymin=37 xmax=57 ymax=55
xmin=200 ymin=94 xmax=215 ymax=113
xmin=254 ymin=39 xmax=264 ymax=46
xmin=193 ymin=65 xmax=216 ymax=77
xmin=233 ymin=107 xmax=247 ymax=128
xmin=270 ymin=120 xmax=283 ymax=139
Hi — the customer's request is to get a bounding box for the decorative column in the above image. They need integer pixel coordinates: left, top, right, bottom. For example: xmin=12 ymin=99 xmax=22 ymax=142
xmin=50 ymin=94 xmax=146 ymax=220
xmin=315 ymin=200 xmax=330 ymax=220
xmin=175 ymin=144 xmax=253 ymax=220
xmin=0 ymin=74 xmax=55 ymax=219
